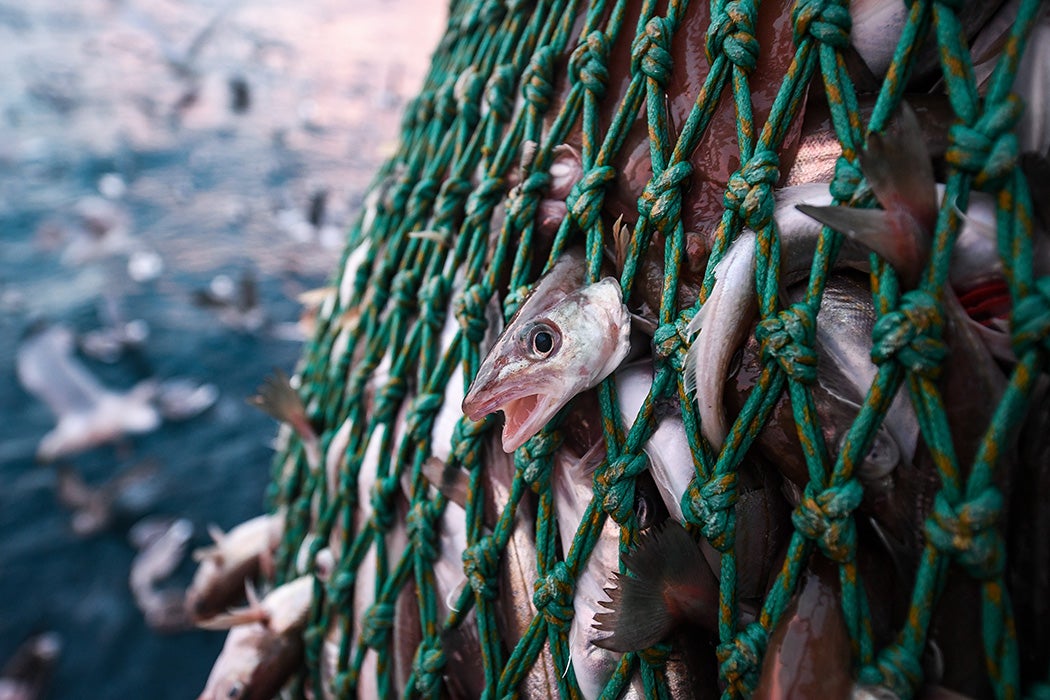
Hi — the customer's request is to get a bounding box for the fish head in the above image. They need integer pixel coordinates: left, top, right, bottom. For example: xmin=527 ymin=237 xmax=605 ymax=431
xmin=462 ymin=277 xmax=630 ymax=453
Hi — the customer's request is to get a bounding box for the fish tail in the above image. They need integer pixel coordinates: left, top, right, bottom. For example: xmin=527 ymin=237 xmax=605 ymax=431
xmin=248 ymin=369 xmax=317 ymax=444
xmin=592 ymin=521 xmax=719 ymax=652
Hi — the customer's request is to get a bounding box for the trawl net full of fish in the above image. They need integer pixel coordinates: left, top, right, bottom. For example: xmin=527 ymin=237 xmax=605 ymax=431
xmin=188 ymin=1 xmax=1050 ymax=698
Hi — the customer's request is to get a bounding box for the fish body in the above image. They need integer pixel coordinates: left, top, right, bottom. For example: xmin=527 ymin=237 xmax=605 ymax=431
xmin=753 ymin=556 xmax=853 ymax=699
xmin=17 ymin=324 xmax=161 ymax=461
xmin=462 ymin=249 xmax=630 ymax=453
xmin=198 ymin=621 xmax=304 ymax=700
xmin=187 ymin=510 xmax=285 ymax=623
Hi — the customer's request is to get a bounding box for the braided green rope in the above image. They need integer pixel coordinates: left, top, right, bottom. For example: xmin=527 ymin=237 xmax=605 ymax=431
xmin=259 ymin=0 xmax=1050 ymax=698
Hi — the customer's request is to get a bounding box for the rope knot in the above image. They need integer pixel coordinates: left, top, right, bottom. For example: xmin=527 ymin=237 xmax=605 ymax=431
xmin=791 ymin=0 xmax=852 ymax=49
xmin=463 ymin=535 xmax=501 ymax=599
xmin=870 ymin=290 xmax=947 ymax=378
xmin=533 ymin=562 xmax=575 ymax=628
xmin=718 ymin=621 xmax=767 ymax=695
xmin=484 ymin=64 xmax=516 ymax=122
xmin=523 ymin=47 xmax=555 ymax=112
xmin=594 ymin=453 xmax=647 ymax=523
xmin=413 ymin=639 xmax=447 ymax=697
xmin=454 ymin=68 xmax=484 ymax=127
xmin=655 ymin=311 xmax=695 ymax=369
xmin=327 ymin=568 xmax=356 ymax=609
xmin=569 ymin=31 xmax=610 ymax=97
xmin=419 ymin=276 xmax=451 ymax=331
xmin=566 ymin=165 xmax=617 ymax=232
xmin=924 ymin=488 xmax=1005 ymax=578
xmin=361 ymin=601 xmax=395 ymax=649
xmin=455 ymin=283 xmax=491 ymax=344
xmin=756 ymin=302 xmax=818 ymax=384
xmin=451 ymin=416 xmax=489 ymax=465
xmin=516 ymin=431 xmax=563 ymax=491
xmin=390 ymin=269 xmax=422 ymax=313
xmin=706 ymin=0 xmax=760 ymax=71
xmin=791 ymin=479 xmax=863 ymax=561
xmin=1011 ymin=276 xmax=1050 ymax=357
xmin=637 ymin=161 xmax=693 ymax=230
xmin=684 ymin=472 xmax=738 ymax=549
xmin=374 ymin=374 xmax=408 ymax=423
xmin=407 ymin=392 xmax=444 ymax=442
xmin=859 ymin=643 xmax=924 ymax=698
xmin=370 ymin=476 xmax=400 ymax=532
xmin=407 ymin=500 xmax=441 ymax=563
xmin=945 ymin=95 xmax=1023 ymax=188
xmin=724 ymin=151 xmax=780 ymax=230
xmin=829 ymin=155 xmax=863 ymax=201
xmin=631 ymin=17 xmax=673 ymax=86
xmin=464 ymin=176 xmax=508 ymax=228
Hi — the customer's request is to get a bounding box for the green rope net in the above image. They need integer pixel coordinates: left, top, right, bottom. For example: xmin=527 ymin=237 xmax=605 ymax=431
xmin=266 ymin=0 xmax=1050 ymax=697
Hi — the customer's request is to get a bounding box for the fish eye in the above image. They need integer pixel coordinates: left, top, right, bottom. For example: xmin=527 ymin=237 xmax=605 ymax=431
xmin=527 ymin=323 xmax=559 ymax=358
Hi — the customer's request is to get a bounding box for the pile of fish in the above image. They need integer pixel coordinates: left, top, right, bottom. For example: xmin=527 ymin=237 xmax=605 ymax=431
xmin=187 ymin=0 xmax=1050 ymax=698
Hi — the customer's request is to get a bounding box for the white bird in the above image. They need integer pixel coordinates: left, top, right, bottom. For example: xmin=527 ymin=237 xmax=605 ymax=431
xmin=16 ymin=324 xmax=161 ymax=462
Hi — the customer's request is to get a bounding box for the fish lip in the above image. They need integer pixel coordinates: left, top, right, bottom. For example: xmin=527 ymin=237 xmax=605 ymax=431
xmin=461 ymin=380 xmax=560 ymax=452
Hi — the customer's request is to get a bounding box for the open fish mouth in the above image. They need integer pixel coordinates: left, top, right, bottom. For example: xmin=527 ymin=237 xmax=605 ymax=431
xmin=463 ymin=385 xmax=562 ymax=452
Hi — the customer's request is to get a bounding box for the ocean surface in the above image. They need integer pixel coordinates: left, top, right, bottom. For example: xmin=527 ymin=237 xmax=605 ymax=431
xmin=0 ymin=1 xmax=443 ymax=696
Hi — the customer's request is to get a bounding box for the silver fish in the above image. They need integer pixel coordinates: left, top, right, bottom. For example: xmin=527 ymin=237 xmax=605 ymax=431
xmin=186 ymin=510 xmax=285 ymax=623
xmin=197 ymin=574 xmax=314 ymax=700
xmin=462 ymin=249 xmax=631 ymax=453
xmin=550 ymin=442 xmax=647 ymax=700
xmin=17 ymin=324 xmax=161 ymax=461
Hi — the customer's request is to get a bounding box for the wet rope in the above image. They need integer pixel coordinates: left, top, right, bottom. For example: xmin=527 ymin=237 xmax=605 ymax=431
xmin=267 ymin=0 xmax=1048 ymax=697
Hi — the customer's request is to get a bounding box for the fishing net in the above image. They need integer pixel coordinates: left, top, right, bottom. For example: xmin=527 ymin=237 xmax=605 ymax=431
xmin=268 ymin=0 xmax=1050 ymax=697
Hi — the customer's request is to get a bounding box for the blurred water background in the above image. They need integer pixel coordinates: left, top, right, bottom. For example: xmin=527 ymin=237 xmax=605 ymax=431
xmin=0 ymin=0 xmax=443 ymax=696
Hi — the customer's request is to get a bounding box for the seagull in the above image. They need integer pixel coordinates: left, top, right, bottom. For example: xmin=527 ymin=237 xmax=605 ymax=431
xmin=16 ymin=324 xmax=161 ymax=462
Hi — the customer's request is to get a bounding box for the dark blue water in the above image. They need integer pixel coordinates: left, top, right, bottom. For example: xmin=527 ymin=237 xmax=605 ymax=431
xmin=0 ymin=1 xmax=442 ymax=696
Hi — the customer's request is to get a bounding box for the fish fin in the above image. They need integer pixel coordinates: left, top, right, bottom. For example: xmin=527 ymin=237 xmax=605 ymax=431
xmin=859 ymin=102 xmax=938 ymax=232
xmin=197 ymin=582 xmax=267 ymax=630
xmin=682 ymin=303 xmax=711 ymax=402
xmin=795 ymin=204 xmax=924 ymax=284
xmin=248 ymin=369 xmax=317 ymax=444
xmin=420 ymin=457 xmax=470 ymax=509
xmin=592 ymin=521 xmax=719 ymax=651
xmin=574 ymin=441 xmax=607 ymax=478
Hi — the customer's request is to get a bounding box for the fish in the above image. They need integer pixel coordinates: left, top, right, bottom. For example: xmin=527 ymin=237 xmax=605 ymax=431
xmin=462 ymin=249 xmax=631 ymax=453
xmin=752 ymin=555 xmax=853 ymax=699
xmin=799 ymin=104 xmax=1011 ymax=696
xmin=593 ymin=520 xmax=720 ymax=652
xmin=197 ymin=576 xmax=314 ymax=698
xmin=550 ymin=440 xmax=645 ymax=699
xmin=199 ymin=575 xmax=314 ymax=633
xmin=129 ymin=517 xmax=194 ymax=632
xmin=186 ymin=510 xmax=285 ymax=623
xmin=54 ymin=461 xmax=160 ymax=537
xmin=614 ymin=364 xmax=790 ymax=610
xmin=1014 ymin=4 xmax=1050 ymax=157
xmin=419 ymin=433 xmax=559 ymax=699
xmin=0 ymin=632 xmax=62 ymax=700
xmin=16 ymin=323 xmax=161 ymax=461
